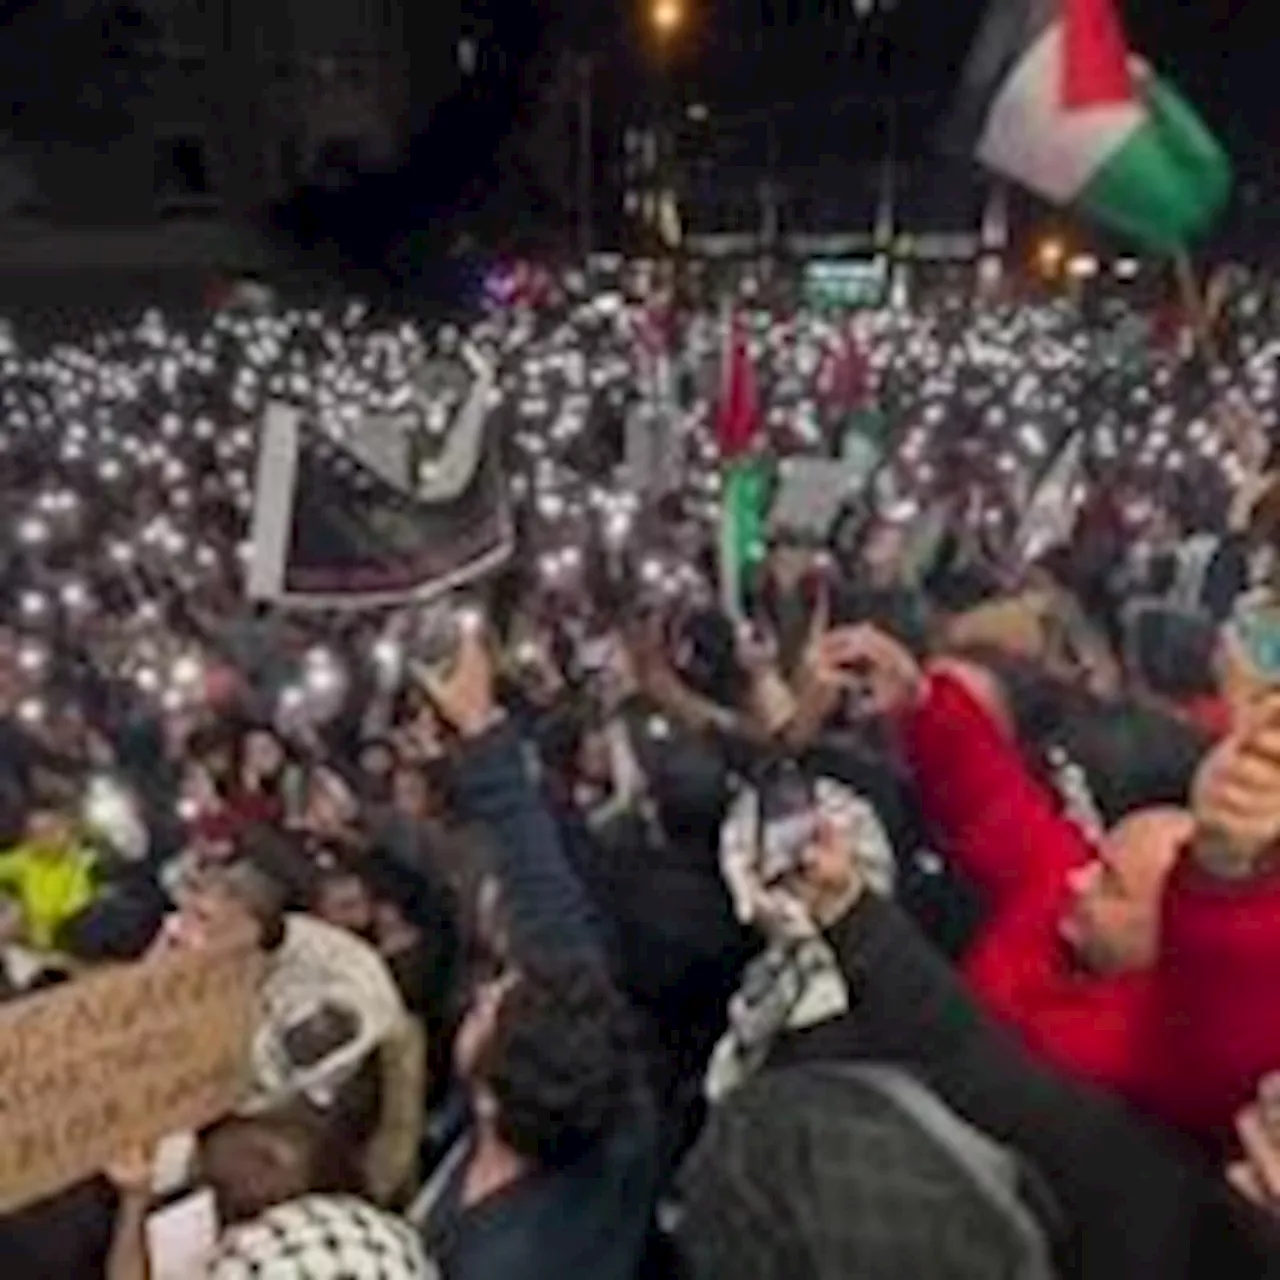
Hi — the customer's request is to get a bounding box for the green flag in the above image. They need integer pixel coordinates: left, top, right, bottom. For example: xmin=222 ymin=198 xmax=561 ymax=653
xmin=720 ymin=459 xmax=769 ymax=617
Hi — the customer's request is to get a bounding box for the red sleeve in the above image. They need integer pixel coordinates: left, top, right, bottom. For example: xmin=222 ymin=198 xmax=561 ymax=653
xmin=900 ymin=672 xmax=1094 ymax=907
xmin=900 ymin=673 xmax=1148 ymax=1091
xmin=972 ymin=943 xmax=1149 ymax=1099
xmin=1143 ymin=855 xmax=1280 ymax=1144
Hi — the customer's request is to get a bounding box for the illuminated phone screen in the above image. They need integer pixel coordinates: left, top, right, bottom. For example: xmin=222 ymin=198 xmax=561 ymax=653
xmin=1234 ymin=603 xmax=1280 ymax=682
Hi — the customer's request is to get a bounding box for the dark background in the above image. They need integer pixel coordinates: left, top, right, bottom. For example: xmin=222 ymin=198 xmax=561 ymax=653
xmin=0 ymin=1 xmax=1270 ymax=292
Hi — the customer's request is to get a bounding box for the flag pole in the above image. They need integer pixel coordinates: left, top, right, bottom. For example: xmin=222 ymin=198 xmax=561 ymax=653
xmin=718 ymin=295 xmax=741 ymax=619
xmin=1173 ymin=249 xmax=1220 ymax=367
xmin=719 ymin=483 xmax=741 ymax=618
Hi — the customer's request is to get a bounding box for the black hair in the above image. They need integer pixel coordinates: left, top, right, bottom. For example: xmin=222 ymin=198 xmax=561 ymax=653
xmin=953 ymin=647 xmax=1213 ymax=825
xmin=925 ymin=560 xmax=1005 ymax=616
xmin=243 ymin=723 xmax=304 ymax=788
xmin=217 ymin=857 xmax=291 ymax=951
xmin=623 ymin=706 xmax=733 ymax=865
xmin=236 ymin=825 xmax=316 ymax=912
xmin=1124 ymin=605 xmax=1219 ymax=700
xmin=57 ymin=889 xmax=165 ymax=964
xmin=828 ymin=583 xmax=933 ymax=659
xmin=479 ymin=953 xmax=648 ymax=1170
xmin=668 ymin=607 xmax=749 ymax=710
xmin=1055 ymin=700 xmax=1213 ymax=825
xmin=304 ymin=844 xmax=373 ymax=901
xmin=186 ymin=720 xmax=247 ymax=793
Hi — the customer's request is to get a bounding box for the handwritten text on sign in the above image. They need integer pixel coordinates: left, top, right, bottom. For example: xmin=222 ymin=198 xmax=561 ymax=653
xmin=0 ymin=939 xmax=260 ymax=1213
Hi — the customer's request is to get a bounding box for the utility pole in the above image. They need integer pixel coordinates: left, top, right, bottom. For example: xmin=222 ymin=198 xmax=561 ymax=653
xmin=577 ymin=53 xmax=593 ymax=261
xmin=759 ymin=115 xmax=779 ymax=251
xmin=982 ymin=178 xmax=1009 ymax=252
xmin=875 ymin=98 xmax=897 ymax=248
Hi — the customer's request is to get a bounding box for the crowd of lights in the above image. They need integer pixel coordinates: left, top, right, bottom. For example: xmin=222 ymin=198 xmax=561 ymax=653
xmin=0 ymin=266 xmax=1273 ymax=742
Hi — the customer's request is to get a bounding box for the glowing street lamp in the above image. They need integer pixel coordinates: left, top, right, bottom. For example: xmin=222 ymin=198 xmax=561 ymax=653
xmin=651 ymin=0 xmax=683 ymax=39
xmin=1037 ymin=237 xmax=1066 ymax=278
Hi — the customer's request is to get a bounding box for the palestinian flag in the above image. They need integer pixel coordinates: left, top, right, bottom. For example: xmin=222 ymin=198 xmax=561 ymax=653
xmin=951 ymin=0 xmax=1230 ymax=253
xmin=714 ymin=305 xmax=766 ymax=617
xmin=714 ymin=306 xmax=761 ymax=461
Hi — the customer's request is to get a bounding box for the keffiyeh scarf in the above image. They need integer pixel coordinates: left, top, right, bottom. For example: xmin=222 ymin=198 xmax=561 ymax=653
xmin=706 ymin=780 xmax=894 ymax=1102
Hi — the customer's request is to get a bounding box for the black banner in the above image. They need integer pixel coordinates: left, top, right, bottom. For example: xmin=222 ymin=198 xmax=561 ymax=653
xmin=247 ymin=365 xmax=512 ymax=608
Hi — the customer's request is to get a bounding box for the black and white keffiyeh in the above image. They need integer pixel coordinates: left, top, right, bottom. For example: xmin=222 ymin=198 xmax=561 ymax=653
xmin=706 ymin=779 xmax=895 ymax=1102
xmin=209 ymin=1194 xmax=436 ymax=1279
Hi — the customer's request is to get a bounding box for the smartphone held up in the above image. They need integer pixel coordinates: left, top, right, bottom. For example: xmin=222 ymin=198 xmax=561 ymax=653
xmin=405 ymin=597 xmax=484 ymax=686
xmin=1231 ymin=597 xmax=1280 ymax=686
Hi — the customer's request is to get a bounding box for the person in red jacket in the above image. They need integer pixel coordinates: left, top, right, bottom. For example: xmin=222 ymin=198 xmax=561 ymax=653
xmin=819 ymin=624 xmax=1280 ymax=1152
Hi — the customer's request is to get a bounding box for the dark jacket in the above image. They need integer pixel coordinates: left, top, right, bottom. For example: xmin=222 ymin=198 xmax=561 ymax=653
xmin=677 ymin=1062 xmax=1055 ymax=1280
xmin=803 ymin=733 xmax=986 ymax=959
xmin=438 ymin=721 xmax=660 ymax=1280
xmin=0 ymin=1179 xmax=116 ymax=1280
xmin=427 ymin=1119 xmax=659 ymax=1280
xmin=767 ymin=893 xmax=1280 ymax=1280
xmin=451 ymin=720 xmax=602 ymax=961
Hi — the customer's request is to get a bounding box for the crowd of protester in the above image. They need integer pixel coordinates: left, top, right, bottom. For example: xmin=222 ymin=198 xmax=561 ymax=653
xmin=2 ymin=261 xmax=1280 ymax=1277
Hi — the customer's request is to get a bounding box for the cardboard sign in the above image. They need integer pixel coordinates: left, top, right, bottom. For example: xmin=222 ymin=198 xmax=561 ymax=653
xmin=0 ymin=938 xmax=260 ymax=1213
xmin=769 ymin=453 xmax=877 ymax=543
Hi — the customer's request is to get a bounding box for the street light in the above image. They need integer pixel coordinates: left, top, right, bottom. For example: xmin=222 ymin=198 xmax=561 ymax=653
xmin=1036 ymin=236 xmax=1066 ymax=279
xmin=645 ymin=0 xmax=683 ymax=255
xmin=651 ymin=0 xmax=683 ymax=39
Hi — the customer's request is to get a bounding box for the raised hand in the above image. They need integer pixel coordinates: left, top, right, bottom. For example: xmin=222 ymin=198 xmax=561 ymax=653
xmin=421 ymin=612 xmax=502 ymax=740
xmin=820 ymin=623 xmax=927 ymax=720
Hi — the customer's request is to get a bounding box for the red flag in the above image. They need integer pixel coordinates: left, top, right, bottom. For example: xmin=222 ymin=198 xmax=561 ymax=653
xmin=818 ymin=327 xmax=870 ymax=415
xmin=715 ymin=309 xmax=761 ymax=459
xmin=1063 ymin=0 xmax=1135 ymax=110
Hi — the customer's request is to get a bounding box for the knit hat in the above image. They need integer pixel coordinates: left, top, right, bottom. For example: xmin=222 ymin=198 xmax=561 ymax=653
xmin=676 ymin=1064 xmax=1056 ymax=1280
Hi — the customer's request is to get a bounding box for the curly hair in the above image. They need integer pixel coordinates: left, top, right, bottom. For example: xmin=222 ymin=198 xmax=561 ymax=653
xmin=947 ymin=646 xmax=1213 ymax=825
xmin=477 ymin=953 xmax=648 ymax=1170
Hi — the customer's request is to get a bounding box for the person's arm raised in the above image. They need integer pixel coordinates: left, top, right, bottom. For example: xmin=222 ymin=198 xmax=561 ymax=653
xmin=1144 ymin=704 xmax=1280 ymax=1138
xmin=425 ymin=617 xmax=602 ymax=962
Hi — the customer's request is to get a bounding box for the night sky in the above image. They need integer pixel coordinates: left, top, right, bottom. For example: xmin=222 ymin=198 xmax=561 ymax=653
xmin=677 ymin=1 xmax=1273 ymax=148
xmin=279 ymin=0 xmax=1277 ymax=285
